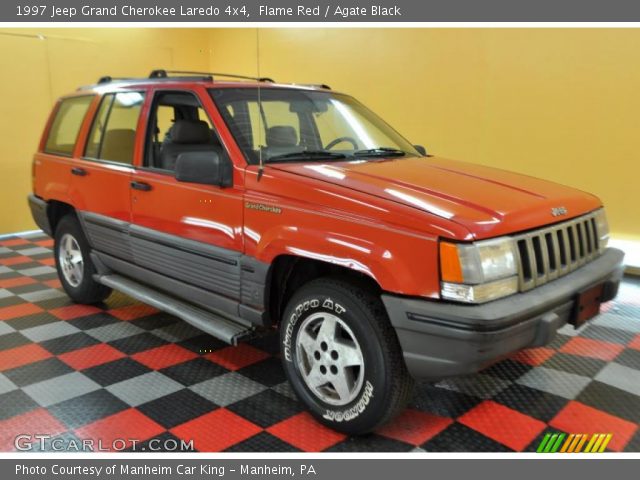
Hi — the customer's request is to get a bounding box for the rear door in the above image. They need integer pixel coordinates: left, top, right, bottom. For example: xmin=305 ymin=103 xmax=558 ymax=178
xmin=69 ymin=90 xmax=146 ymax=262
xmin=128 ymin=87 xmax=245 ymax=317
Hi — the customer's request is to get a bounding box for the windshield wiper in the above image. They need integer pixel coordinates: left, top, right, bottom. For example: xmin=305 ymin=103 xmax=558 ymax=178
xmin=267 ymin=150 xmax=348 ymax=163
xmin=353 ymin=147 xmax=406 ymax=157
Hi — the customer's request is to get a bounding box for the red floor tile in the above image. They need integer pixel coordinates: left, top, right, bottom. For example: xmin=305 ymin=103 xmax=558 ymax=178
xmin=560 ymin=337 xmax=625 ymax=361
xmin=43 ymin=278 xmax=62 ymax=289
xmin=0 ymin=276 xmax=36 ymax=289
xmin=458 ymin=400 xmax=546 ymax=451
xmin=132 ymin=344 xmax=198 ymax=370
xmin=0 ymin=256 xmax=31 ymax=266
xmin=377 ymin=409 xmax=453 ymax=445
xmin=267 ymin=412 xmax=346 ymax=451
xmin=550 ymin=401 xmax=638 ymax=452
xmin=628 ymin=334 xmax=640 ymax=351
xmin=511 ymin=347 xmax=556 ymax=366
xmin=170 ymin=408 xmax=261 ymax=452
xmin=0 ymin=239 xmax=29 ymax=247
xmin=108 ymin=304 xmax=159 ymax=321
xmin=58 ymin=344 xmax=126 ymax=370
xmin=50 ymin=304 xmax=102 ymax=321
xmin=0 ymin=409 xmax=66 ymax=451
xmin=205 ymin=344 xmax=270 ymax=371
xmin=75 ymin=408 xmax=165 ymax=451
xmin=39 ymin=258 xmax=56 ymax=266
xmin=0 ymin=343 xmax=52 ymax=371
xmin=0 ymin=303 xmax=44 ymax=321
xmin=34 ymin=239 xmax=54 ymax=247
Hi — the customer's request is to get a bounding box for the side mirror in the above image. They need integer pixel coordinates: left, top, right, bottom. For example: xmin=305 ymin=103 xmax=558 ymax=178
xmin=175 ymin=151 xmax=232 ymax=187
xmin=413 ymin=145 xmax=428 ymax=156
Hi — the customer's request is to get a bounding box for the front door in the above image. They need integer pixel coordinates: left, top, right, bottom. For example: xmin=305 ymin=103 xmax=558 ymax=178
xmin=128 ymin=88 xmax=245 ymax=316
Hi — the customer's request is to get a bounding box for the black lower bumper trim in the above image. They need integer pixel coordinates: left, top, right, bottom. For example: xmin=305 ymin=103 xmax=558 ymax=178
xmin=382 ymin=248 xmax=625 ymax=380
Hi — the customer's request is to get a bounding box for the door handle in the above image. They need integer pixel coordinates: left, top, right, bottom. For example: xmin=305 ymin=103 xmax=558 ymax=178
xmin=71 ymin=167 xmax=87 ymax=176
xmin=130 ymin=181 xmax=152 ymax=192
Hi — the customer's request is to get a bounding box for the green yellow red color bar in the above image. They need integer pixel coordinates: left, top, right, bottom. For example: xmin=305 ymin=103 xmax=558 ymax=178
xmin=537 ymin=433 xmax=613 ymax=453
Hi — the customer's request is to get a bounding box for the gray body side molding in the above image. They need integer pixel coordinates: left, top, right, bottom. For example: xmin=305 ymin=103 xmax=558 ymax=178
xmin=79 ymin=211 xmax=271 ymax=327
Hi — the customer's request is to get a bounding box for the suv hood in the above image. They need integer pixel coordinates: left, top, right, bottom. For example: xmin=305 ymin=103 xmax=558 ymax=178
xmin=271 ymin=156 xmax=601 ymax=240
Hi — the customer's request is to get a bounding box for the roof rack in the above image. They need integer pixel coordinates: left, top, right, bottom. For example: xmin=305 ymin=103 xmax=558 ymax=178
xmin=293 ymin=83 xmax=332 ymax=90
xmin=83 ymin=70 xmax=329 ymax=91
xmin=149 ymin=69 xmax=275 ymax=83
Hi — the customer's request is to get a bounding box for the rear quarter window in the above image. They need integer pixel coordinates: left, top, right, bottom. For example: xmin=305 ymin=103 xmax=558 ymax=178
xmin=44 ymin=96 xmax=94 ymax=156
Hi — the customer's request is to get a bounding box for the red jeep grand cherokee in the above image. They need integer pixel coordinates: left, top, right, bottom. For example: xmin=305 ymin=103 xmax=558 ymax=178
xmin=28 ymin=70 xmax=624 ymax=434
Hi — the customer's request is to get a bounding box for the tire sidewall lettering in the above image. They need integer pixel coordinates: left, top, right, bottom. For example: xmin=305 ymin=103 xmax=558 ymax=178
xmin=282 ymin=294 xmax=375 ymax=423
xmin=283 ymin=297 xmax=340 ymax=362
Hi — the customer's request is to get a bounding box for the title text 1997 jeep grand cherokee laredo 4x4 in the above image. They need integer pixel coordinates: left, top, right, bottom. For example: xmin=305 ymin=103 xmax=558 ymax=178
xmin=28 ymin=70 xmax=625 ymax=434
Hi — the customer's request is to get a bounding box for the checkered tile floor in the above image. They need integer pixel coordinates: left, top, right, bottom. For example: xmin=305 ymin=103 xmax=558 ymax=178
xmin=1 ymin=231 xmax=639 ymax=452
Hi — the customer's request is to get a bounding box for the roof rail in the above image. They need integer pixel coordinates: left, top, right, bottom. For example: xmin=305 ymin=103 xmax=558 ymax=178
xmin=83 ymin=70 xmax=329 ymax=90
xmin=294 ymin=83 xmax=332 ymax=90
xmin=149 ymin=69 xmax=275 ymax=83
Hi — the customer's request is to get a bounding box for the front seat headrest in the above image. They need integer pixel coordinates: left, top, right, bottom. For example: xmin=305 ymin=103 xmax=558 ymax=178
xmin=266 ymin=126 xmax=298 ymax=148
xmin=171 ymin=119 xmax=211 ymax=144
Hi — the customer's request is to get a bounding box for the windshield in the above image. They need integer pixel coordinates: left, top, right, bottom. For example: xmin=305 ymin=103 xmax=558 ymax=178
xmin=209 ymin=88 xmax=421 ymax=164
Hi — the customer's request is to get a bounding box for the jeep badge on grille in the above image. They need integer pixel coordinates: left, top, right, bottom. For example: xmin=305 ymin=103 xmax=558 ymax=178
xmin=551 ymin=206 xmax=568 ymax=217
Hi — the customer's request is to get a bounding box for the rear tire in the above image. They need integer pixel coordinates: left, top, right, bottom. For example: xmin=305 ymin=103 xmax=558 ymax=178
xmin=54 ymin=214 xmax=112 ymax=304
xmin=280 ymin=277 xmax=414 ymax=435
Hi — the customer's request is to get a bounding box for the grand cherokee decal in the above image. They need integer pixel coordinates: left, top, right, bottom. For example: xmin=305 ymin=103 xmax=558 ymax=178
xmin=245 ymin=201 xmax=282 ymax=214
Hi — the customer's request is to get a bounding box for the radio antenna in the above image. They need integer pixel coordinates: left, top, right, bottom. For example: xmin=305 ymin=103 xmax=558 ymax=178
xmin=256 ymin=28 xmax=264 ymax=182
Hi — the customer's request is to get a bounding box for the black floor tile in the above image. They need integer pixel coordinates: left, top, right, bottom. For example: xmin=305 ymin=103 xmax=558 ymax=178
xmin=4 ymin=357 xmax=73 ymax=388
xmin=159 ymin=357 xmax=228 ymax=386
xmin=48 ymin=389 xmax=130 ymax=429
xmin=227 ymin=389 xmax=303 ymax=428
xmin=82 ymin=358 xmax=152 ymax=387
xmin=137 ymin=389 xmax=218 ymax=429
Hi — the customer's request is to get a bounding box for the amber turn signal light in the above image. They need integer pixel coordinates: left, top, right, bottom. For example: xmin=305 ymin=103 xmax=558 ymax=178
xmin=439 ymin=241 xmax=463 ymax=283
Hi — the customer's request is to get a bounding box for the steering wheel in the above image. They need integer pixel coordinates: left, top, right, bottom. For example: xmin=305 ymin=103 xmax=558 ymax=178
xmin=324 ymin=136 xmax=358 ymax=150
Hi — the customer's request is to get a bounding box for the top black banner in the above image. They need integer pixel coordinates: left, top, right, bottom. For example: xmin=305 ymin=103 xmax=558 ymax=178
xmin=3 ymin=0 xmax=640 ymax=22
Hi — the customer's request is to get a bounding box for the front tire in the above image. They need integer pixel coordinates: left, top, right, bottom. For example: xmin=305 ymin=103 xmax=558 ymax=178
xmin=280 ymin=277 xmax=413 ymax=435
xmin=54 ymin=214 xmax=112 ymax=304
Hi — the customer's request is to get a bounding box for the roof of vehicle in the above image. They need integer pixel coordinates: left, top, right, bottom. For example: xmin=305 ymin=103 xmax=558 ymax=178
xmin=77 ymin=69 xmax=332 ymax=92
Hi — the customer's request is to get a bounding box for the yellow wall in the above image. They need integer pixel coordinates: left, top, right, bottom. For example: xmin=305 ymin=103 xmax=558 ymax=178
xmin=0 ymin=28 xmax=210 ymax=233
xmin=209 ymin=29 xmax=640 ymax=241
xmin=1 ymin=28 xmax=639 ymax=242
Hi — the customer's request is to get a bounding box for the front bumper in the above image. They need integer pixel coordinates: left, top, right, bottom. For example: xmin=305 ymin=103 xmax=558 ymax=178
xmin=383 ymin=248 xmax=625 ymax=380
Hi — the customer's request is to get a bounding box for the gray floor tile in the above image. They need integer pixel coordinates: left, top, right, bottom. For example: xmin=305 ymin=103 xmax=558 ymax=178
xmin=271 ymin=381 xmax=297 ymax=400
xmin=16 ymin=266 xmax=57 ymax=277
xmin=107 ymin=372 xmax=184 ymax=407
xmin=435 ymin=374 xmax=511 ymax=399
xmin=0 ymin=288 xmax=14 ymax=299
xmin=23 ymin=372 xmax=101 ymax=407
xmin=0 ymin=373 xmax=17 ymax=395
xmin=0 ymin=321 xmax=15 ymax=336
xmin=19 ymin=289 xmax=67 ymax=303
xmin=190 ymin=372 xmax=267 ymax=406
xmin=85 ymin=322 xmax=144 ymax=343
xmin=14 ymin=247 xmax=52 ymax=256
xmin=594 ymin=362 xmax=640 ymax=397
xmin=21 ymin=321 xmax=80 ymax=343
xmin=591 ymin=312 xmax=640 ymax=334
xmin=152 ymin=322 xmax=203 ymax=343
xmin=516 ymin=366 xmax=591 ymax=399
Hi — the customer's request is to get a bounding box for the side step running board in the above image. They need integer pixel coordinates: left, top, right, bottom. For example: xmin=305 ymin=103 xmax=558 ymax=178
xmin=95 ymin=274 xmax=253 ymax=345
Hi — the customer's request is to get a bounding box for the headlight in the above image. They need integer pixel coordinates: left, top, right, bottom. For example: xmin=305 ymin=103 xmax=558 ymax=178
xmin=439 ymin=237 xmax=519 ymax=303
xmin=594 ymin=208 xmax=609 ymax=253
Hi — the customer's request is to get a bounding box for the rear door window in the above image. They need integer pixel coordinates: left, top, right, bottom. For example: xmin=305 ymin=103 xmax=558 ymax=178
xmin=84 ymin=92 xmax=145 ymax=165
xmin=44 ymin=96 xmax=94 ymax=156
